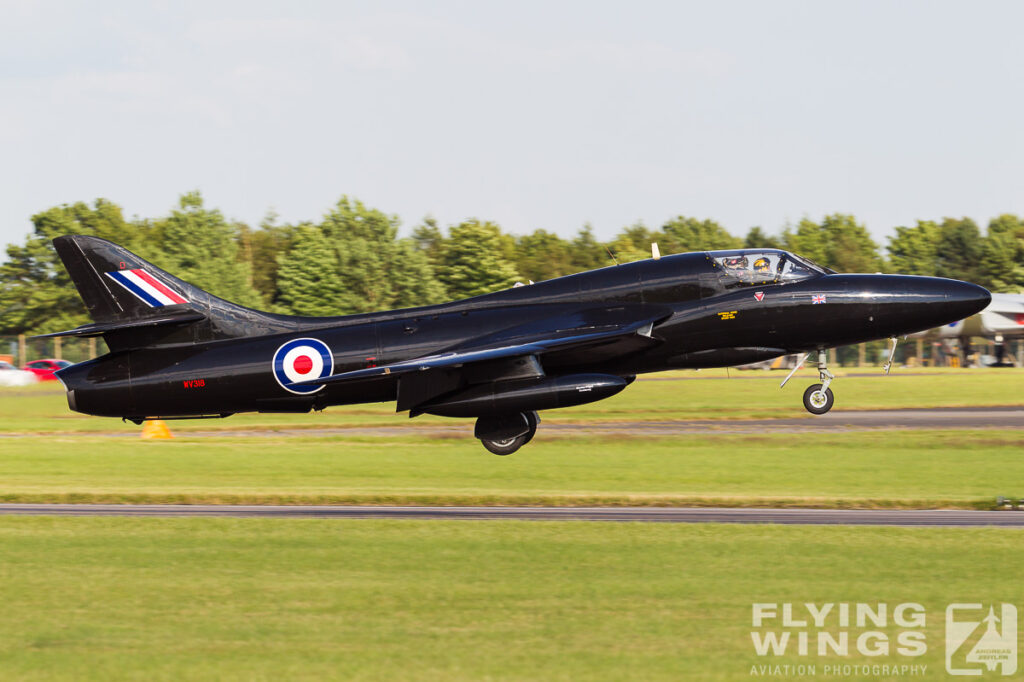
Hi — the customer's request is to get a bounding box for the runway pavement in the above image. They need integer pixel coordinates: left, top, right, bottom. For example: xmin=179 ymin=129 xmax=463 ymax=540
xmin=539 ymin=407 xmax=1024 ymax=435
xmin=2 ymin=504 xmax=1024 ymax=526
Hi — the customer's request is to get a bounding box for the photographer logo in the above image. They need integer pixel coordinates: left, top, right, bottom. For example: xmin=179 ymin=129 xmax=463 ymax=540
xmin=946 ymin=604 xmax=1017 ymax=676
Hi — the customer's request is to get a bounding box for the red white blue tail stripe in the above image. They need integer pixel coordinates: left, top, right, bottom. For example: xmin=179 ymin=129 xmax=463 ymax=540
xmin=105 ymin=269 xmax=188 ymax=307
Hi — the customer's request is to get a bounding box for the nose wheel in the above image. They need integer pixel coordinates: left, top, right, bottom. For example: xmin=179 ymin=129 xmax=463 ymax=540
xmin=781 ymin=350 xmax=836 ymax=415
xmin=802 ymin=383 xmax=834 ymax=415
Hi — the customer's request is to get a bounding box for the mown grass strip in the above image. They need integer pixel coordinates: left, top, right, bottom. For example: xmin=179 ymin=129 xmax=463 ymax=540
xmin=0 ymin=517 xmax=1022 ymax=680
xmin=1 ymin=431 xmax=1022 ymax=510
xmin=0 ymin=491 xmax=1004 ymax=510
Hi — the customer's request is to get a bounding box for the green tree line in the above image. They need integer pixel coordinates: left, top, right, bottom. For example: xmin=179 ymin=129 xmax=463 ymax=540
xmin=2 ymin=192 xmax=1022 ymax=335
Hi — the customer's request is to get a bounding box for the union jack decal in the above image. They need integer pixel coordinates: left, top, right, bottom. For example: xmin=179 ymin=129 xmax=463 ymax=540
xmin=812 ymin=294 xmax=827 ymax=305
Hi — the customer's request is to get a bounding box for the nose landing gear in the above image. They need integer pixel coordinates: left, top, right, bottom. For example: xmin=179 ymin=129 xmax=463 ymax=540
xmin=802 ymin=381 xmax=834 ymax=415
xmin=782 ymin=349 xmax=835 ymax=415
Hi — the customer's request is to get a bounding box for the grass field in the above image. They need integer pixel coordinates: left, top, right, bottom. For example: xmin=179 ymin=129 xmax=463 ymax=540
xmin=0 ymin=370 xmax=1021 ymax=680
xmin=0 ymin=431 xmax=1023 ymax=508
xmin=2 ymin=368 xmax=1022 ymax=433
xmin=1 ymin=370 xmax=1022 ymax=508
xmin=0 ymin=517 xmax=1020 ymax=681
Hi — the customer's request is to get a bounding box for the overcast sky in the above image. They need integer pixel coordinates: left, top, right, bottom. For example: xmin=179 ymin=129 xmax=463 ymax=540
xmin=2 ymin=0 xmax=1023 ymax=248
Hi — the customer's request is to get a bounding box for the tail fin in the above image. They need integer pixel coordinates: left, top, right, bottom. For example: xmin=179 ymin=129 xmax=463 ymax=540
xmin=40 ymin=235 xmax=252 ymax=350
xmin=53 ymin=235 xmax=201 ymax=323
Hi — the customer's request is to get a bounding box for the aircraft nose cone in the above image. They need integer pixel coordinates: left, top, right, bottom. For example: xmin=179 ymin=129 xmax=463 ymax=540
xmin=942 ymin=279 xmax=991 ymax=320
xmin=870 ymin=275 xmax=992 ymax=337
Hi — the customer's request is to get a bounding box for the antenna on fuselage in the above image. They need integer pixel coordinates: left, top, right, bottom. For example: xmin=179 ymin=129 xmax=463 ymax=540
xmin=651 ymin=243 xmax=661 ymax=260
xmin=605 ymin=246 xmax=620 ymax=266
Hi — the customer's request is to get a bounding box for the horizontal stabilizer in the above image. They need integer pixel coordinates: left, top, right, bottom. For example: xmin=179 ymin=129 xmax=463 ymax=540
xmin=31 ymin=311 xmax=207 ymax=339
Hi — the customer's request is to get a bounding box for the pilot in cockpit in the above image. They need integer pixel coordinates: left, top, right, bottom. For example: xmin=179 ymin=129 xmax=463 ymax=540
xmin=722 ymin=256 xmax=748 ymax=272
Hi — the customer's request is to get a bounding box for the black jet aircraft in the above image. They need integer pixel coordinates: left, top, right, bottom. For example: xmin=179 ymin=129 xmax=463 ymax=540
xmin=46 ymin=236 xmax=990 ymax=454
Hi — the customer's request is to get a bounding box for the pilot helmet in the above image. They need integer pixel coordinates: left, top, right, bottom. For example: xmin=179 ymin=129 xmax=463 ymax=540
xmin=723 ymin=256 xmax=748 ymax=269
xmin=753 ymin=257 xmax=771 ymax=273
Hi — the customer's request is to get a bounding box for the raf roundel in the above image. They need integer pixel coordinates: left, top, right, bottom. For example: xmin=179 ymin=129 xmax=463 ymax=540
xmin=272 ymin=338 xmax=334 ymax=394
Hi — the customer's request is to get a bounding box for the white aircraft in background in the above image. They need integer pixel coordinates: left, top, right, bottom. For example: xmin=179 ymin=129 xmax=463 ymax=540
xmin=932 ymin=293 xmax=1024 ymax=366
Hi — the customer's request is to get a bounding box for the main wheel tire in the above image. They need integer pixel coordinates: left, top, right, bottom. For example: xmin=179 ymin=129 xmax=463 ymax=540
xmin=802 ymin=383 xmax=835 ymax=415
xmin=481 ymin=434 xmax=528 ymax=456
xmin=521 ymin=411 xmax=539 ymax=445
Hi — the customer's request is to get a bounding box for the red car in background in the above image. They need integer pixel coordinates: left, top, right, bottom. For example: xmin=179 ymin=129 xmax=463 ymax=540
xmin=23 ymin=359 xmax=73 ymax=381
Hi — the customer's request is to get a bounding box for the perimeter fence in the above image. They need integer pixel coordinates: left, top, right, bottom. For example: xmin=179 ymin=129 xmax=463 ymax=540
xmin=0 ymin=335 xmax=106 ymax=366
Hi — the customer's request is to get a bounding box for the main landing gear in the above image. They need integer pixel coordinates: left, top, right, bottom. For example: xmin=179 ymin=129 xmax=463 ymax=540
xmin=475 ymin=411 xmax=540 ymax=455
xmin=782 ymin=349 xmax=835 ymax=415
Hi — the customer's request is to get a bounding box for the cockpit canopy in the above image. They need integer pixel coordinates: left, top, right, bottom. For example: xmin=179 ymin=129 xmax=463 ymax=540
xmin=708 ymin=249 xmax=828 ymax=288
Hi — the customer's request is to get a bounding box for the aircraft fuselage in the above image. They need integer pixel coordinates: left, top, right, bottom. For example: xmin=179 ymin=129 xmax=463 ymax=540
xmin=56 ymin=248 xmax=990 ymax=425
